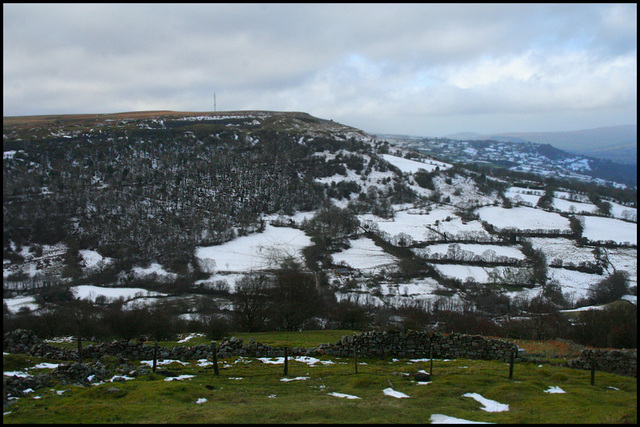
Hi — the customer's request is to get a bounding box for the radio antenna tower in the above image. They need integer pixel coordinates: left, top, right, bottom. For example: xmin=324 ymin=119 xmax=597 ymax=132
xmin=214 ymin=92 xmax=217 ymax=112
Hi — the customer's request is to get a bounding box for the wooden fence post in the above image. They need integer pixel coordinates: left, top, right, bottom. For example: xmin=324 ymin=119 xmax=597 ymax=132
xmin=211 ymin=341 xmax=219 ymax=376
xmin=590 ymin=359 xmax=596 ymax=386
xmin=77 ymin=336 xmax=83 ymax=361
xmin=354 ymin=346 xmax=358 ymax=374
xmin=283 ymin=346 xmax=289 ymax=376
xmin=429 ymin=343 xmax=434 ymax=376
xmin=509 ymin=349 xmax=515 ymax=379
xmin=152 ymin=340 xmax=158 ymax=373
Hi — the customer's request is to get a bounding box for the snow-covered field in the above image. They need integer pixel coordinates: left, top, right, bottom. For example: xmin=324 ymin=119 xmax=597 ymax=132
xmin=360 ymin=208 xmax=490 ymax=244
xmin=434 ymin=264 xmax=528 ymax=284
xmin=417 ymin=243 xmax=526 ymax=261
xmin=382 ymin=154 xmax=451 ymax=173
xmin=3 ymin=295 xmax=39 ymax=314
xmin=579 ymin=216 xmax=637 ymax=245
xmin=552 ymin=197 xmax=599 ymax=214
xmin=608 ymin=201 xmax=637 ymax=222
xmin=546 ymin=268 xmax=607 ymax=301
xmin=528 ymin=238 xmax=597 ymax=266
xmin=505 ymin=187 xmax=542 ymax=206
xmin=332 ymin=237 xmax=398 ymax=271
xmin=71 ymin=285 xmax=167 ymax=303
xmin=195 ymin=225 xmax=312 ymax=273
xmin=477 ymin=206 xmax=571 ymax=232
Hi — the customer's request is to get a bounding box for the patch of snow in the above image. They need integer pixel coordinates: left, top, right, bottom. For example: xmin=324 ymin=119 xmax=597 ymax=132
xmin=328 ymin=392 xmax=361 ymax=399
xmin=196 ymin=398 xmax=207 ymax=404
xmin=177 ymin=333 xmax=205 ymax=343
xmin=3 ymin=371 xmax=30 ymax=378
xmin=383 ymin=388 xmax=410 ymax=398
xmin=429 ymin=414 xmax=493 ymax=424
xmin=30 ymin=363 xmax=60 ymax=370
xmin=544 ymin=386 xmax=566 ymax=394
xmin=109 ymin=375 xmax=135 ymax=382
xmin=140 ymin=359 xmax=189 ymax=367
xmin=164 ymin=375 xmax=195 ymax=382
xmin=462 ymin=393 xmax=509 ymax=412
xmin=280 ymin=376 xmax=310 ymax=382
xmin=257 ymin=357 xmax=285 ymax=364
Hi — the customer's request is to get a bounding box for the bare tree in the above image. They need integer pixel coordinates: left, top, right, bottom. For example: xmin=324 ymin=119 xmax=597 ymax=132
xmin=232 ymin=274 xmax=272 ymax=332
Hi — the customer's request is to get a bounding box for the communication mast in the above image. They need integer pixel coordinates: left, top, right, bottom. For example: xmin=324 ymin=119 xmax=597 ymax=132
xmin=214 ymin=92 xmax=217 ymax=112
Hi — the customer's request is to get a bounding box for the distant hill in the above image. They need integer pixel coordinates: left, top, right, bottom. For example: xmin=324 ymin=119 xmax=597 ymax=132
xmin=446 ymin=125 xmax=637 ymax=165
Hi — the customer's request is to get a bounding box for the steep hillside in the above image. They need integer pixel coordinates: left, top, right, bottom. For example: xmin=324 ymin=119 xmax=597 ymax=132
xmin=3 ymin=111 xmax=381 ymax=271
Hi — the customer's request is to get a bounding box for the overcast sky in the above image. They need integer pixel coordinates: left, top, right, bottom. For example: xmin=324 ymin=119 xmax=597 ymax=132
xmin=3 ymin=3 xmax=637 ymax=136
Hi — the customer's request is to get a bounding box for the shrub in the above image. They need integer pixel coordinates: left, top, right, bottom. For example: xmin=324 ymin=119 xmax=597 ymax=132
xmin=587 ymin=271 xmax=630 ymax=305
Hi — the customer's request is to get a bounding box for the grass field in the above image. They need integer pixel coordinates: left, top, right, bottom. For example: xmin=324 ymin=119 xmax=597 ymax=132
xmin=3 ymin=331 xmax=637 ymax=424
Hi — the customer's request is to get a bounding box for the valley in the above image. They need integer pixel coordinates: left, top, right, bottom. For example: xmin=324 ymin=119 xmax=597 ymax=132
xmin=3 ymin=110 xmax=637 ymax=346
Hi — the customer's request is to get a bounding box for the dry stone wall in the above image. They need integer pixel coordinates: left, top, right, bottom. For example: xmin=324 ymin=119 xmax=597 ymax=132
xmin=566 ymin=348 xmax=636 ymax=378
xmin=318 ymin=331 xmax=518 ymax=362
xmin=4 ymin=329 xmax=636 ymax=378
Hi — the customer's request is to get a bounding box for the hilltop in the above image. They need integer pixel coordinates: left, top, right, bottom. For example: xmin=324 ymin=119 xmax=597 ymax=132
xmin=3 ymin=110 xmax=370 ymax=141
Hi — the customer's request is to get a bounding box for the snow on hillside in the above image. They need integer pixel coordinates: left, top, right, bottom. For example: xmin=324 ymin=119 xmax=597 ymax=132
xmin=477 ymin=206 xmax=571 ymax=232
xmin=552 ymin=197 xmax=599 ymax=214
xmin=434 ymin=264 xmax=528 ymax=284
xmin=605 ymin=248 xmax=637 ymax=287
xmin=132 ymin=263 xmax=177 ymax=281
xmin=360 ymin=208 xmax=490 ymax=245
xmin=528 ymin=238 xmax=595 ymax=265
xmin=547 ymin=268 xmax=604 ymax=300
xmin=505 ymin=187 xmax=542 ymax=206
xmin=3 ymin=295 xmax=39 ymax=314
xmin=79 ymin=249 xmax=112 ymax=270
xmin=422 ymin=243 xmax=526 ymax=260
xmin=382 ymin=154 xmax=451 ymax=173
xmin=607 ymin=201 xmax=637 ymax=222
xmin=579 ymin=216 xmax=637 ymax=245
xmin=71 ymin=285 xmax=167 ymax=303
xmin=332 ymin=237 xmax=398 ymax=271
xmin=195 ymin=225 xmax=312 ymax=273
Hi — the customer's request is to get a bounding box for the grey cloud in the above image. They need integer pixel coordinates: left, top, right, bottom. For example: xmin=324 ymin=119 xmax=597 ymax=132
xmin=3 ymin=3 xmax=636 ymax=136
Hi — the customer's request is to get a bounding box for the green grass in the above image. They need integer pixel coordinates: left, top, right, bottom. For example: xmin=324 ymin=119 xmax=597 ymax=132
xmin=3 ymin=351 xmax=636 ymax=424
xmin=150 ymin=329 xmax=358 ymax=349
xmin=231 ymin=329 xmax=358 ymax=348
